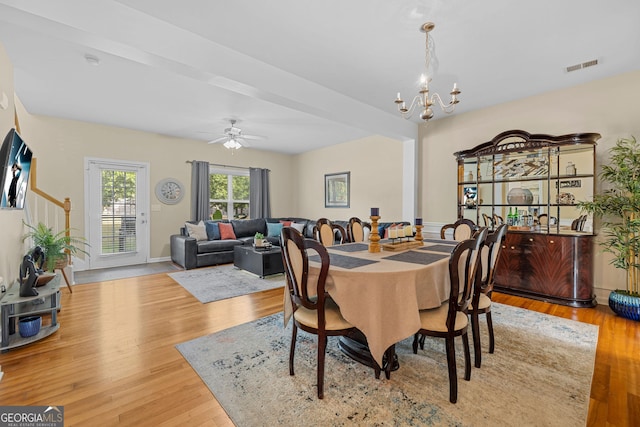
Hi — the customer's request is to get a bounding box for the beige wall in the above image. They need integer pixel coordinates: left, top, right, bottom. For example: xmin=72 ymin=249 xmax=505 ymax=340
xmin=293 ymin=135 xmax=404 ymax=222
xmin=419 ymin=70 xmax=640 ymax=300
xmin=14 ymin=110 xmax=295 ymax=264
xmin=0 ymin=43 xmax=28 ymax=284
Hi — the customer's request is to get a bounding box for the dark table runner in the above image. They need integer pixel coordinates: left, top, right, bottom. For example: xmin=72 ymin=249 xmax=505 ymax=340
xmin=419 ymin=244 xmax=455 ymax=253
xmin=310 ymin=253 xmax=379 ymax=269
xmin=330 ymin=243 xmax=369 ymax=253
xmin=423 ymin=238 xmax=458 ymax=245
xmin=383 ymin=250 xmax=449 ymax=265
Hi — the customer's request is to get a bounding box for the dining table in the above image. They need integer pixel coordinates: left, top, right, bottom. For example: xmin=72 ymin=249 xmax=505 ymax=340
xmin=283 ymin=238 xmax=459 ymax=376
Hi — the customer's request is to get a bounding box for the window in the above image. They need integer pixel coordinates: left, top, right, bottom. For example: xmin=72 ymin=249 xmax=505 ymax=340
xmin=210 ymin=168 xmax=250 ymax=219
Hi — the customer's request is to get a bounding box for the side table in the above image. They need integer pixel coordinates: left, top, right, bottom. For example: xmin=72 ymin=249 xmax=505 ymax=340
xmin=233 ymin=245 xmax=284 ymax=278
xmin=1 ymin=274 xmax=61 ymax=352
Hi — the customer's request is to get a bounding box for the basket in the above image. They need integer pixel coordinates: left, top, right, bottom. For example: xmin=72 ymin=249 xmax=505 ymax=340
xmin=19 ymin=316 xmax=42 ymax=338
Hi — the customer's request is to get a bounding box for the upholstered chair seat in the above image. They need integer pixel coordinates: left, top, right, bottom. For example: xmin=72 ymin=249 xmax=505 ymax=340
xmin=418 ymin=303 xmax=469 ymax=333
xmin=293 ymin=298 xmax=353 ymax=330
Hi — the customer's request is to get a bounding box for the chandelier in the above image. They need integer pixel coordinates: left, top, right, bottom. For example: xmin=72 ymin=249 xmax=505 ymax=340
xmin=394 ymin=22 xmax=460 ymax=121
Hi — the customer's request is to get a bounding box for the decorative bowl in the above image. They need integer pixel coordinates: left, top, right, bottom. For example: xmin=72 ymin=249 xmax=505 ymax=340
xmin=36 ymin=272 xmax=56 ymax=287
xmin=19 ymin=316 xmax=42 ymax=338
xmin=507 ymin=188 xmax=534 ymax=205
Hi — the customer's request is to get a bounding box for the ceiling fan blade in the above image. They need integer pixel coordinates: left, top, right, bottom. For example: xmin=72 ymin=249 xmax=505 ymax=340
xmin=208 ymin=136 xmax=228 ymax=144
xmin=240 ymin=134 xmax=267 ymax=141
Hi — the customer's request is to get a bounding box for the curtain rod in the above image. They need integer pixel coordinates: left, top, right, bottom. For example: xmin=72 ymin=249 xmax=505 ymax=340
xmin=185 ymin=161 xmax=270 ymax=172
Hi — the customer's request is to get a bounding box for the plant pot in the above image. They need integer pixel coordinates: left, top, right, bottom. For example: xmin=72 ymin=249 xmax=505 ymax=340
xmin=19 ymin=316 xmax=42 ymax=337
xmin=254 ymin=239 xmax=264 ymax=247
xmin=608 ymin=290 xmax=640 ymax=321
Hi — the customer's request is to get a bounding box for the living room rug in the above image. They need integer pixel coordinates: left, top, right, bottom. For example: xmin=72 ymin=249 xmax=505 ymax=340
xmin=168 ymin=265 xmax=285 ymax=303
xmin=176 ymin=303 xmax=598 ymax=426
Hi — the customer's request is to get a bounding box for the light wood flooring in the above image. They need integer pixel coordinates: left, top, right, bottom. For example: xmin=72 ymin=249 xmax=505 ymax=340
xmin=0 ymin=272 xmax=638 ymax=426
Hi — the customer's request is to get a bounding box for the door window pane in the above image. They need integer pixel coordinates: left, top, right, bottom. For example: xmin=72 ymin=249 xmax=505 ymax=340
xmin=101 ymin=169 xmax=137 ymax=254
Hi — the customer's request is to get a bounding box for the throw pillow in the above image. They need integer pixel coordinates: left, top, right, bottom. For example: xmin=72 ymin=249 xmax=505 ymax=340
xmin=279 ymin=220 xmax=292 ymax=226
xmin=185 ymin=221 xmax=208 ymax=241
xmin=290 ymin=222 xmax=306 ymax=234
xmin=267 ymin=222 xmax=284 ymax=237
xmin=218 ymin=222 xmax=237 ymax=240
xmin=204 ymin=221 xmax=220 ymax=240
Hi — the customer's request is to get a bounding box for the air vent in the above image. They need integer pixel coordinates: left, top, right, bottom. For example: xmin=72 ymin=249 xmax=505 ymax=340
xmin=565 ymin=59 xmax=599 ymax=73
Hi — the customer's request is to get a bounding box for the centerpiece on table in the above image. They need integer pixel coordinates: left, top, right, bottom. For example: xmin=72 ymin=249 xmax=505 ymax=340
xmin=254 ymin=232 xmax=266 ymax=248
xmin=577 ymin=136 xmax=640 ymax=321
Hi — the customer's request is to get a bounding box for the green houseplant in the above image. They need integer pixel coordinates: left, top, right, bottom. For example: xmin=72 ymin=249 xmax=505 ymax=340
xmin=22 ymin=221 xmax=89 ymax=272
xmin=577 ymin=136 xmax=640 ymax=321
xmin=254 ymin=232 xmax=265 ymax=247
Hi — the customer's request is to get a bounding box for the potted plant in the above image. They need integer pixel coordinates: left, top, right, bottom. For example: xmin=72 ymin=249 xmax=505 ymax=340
xmin=254 ymin=232 xmax=265 ymax=248
xmin=577 ymin=136 xmax=640 ymax=321
xmin=22 ymin=221 xmax=89 ymax=272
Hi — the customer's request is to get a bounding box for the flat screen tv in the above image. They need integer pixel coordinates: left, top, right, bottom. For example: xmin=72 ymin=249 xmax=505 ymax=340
xmin=0 ymin=128 xmax=33 ymax=209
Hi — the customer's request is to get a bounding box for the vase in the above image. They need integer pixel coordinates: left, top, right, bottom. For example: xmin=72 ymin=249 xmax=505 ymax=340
xmin=608 ymin=290 xmax=640 ymax=321
xmin=507 ymin=188 xmax=533 ymax=205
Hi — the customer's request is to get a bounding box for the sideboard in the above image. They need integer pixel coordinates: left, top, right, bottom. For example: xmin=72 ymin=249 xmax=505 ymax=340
xmin=493 ymin=231 xmax=596 ymax=307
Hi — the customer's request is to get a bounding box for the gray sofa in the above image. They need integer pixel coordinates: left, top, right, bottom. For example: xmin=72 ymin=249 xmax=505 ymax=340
xmin=170 ymin=217 xmax=315 ymax=269
xmin=170 ymin=217 xmax=403 ymax=270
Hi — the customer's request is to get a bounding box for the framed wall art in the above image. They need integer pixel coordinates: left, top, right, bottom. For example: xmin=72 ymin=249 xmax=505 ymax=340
xmin=325 ymin=172 xmax=350 ymax=208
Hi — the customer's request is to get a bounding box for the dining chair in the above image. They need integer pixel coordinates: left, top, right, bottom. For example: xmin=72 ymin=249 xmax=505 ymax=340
xmin=346 ymin=217 xmax=370 ymax=243
xmin=492 ymin=213 xmax=504 ymax=225
xmin=481 ymin=213 xmax=494 ymax=227
xmin=440 ymin=218 xmax=477 ymax=241
xmin=280 ymin=226 xmax=356 ymax=399
xmin=313 ymin=218 xmax=347 ymax=246
xmin=413 ymin=227 xmax=488 ymax=403
xmin=571 ymin=214 xmax=587 ymax=231
xmin=538 ymin=213 xmax=548 ymax=226
xmin=469 ymin=224 xmax=507 ymax=368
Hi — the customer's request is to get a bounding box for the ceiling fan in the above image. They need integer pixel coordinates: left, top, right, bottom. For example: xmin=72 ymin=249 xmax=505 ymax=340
xmin=207 ymin=119 xmax=266 ymax=150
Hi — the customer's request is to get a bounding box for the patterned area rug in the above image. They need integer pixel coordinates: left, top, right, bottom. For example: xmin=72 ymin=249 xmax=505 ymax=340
xmin=176 ymin=303 xmax=598 ymax=426
xmin=168 ymin=264 xmax=285 ymax=303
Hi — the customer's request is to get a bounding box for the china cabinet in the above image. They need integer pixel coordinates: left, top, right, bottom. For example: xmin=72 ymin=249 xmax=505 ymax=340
xmin=454 ymin=130 xmax=600 ymax=307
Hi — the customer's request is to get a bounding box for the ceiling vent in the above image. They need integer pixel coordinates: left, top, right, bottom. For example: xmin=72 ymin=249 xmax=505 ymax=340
xmin=565 ymin=59 xmax=599 ymax=73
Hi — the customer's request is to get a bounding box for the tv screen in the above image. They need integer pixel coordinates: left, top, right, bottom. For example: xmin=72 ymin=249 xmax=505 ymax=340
xmin=0 ymin=128 xmax=33 ymax=209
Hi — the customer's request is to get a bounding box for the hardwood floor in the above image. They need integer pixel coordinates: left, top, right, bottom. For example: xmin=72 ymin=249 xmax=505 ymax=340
xmin=0 ymin=273 xmax=638 ymax=426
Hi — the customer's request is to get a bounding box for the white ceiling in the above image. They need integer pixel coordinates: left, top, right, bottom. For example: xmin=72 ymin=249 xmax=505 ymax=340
xmin=0 ymin=0 xmax=638 ymax=154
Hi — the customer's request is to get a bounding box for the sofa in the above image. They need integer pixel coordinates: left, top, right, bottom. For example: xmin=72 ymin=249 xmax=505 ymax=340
xmin=170 ymin=217 xmax=407 ymax=270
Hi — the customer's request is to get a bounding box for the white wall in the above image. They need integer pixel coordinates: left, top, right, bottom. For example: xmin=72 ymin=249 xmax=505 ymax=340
xmin=419 ymin=70 xmax=640 ymax=301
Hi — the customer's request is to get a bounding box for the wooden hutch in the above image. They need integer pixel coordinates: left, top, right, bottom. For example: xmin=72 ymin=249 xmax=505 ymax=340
xmin=454 ymin=130 xmax=601 ymax=307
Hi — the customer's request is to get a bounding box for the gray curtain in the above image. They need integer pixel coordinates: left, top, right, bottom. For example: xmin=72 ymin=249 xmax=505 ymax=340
xmin=190 ymin=160 xmax=210 ymax=221
xmin=249 ymin=168 xmax=271 ymax=218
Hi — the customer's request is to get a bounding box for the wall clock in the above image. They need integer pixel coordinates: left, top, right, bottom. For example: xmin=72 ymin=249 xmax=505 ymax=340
xmin=155 ymin=178 xmax=185 ymax=205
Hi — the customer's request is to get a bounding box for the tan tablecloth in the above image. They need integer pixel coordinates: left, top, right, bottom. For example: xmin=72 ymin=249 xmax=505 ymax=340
xmin=283 ymin=241 xmax=453 ymax=367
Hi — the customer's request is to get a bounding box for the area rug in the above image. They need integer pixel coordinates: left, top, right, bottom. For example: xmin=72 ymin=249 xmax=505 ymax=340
xmin=73 ymin=261 xmax=181 ymax=285
xmin=176 ymin=303 xmax=598 ymax=426
xmin=168 ymin=264 xmax=285 ymax=303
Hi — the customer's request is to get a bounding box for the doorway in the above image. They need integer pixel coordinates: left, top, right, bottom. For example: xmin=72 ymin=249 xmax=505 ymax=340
xmin=85 ymin=158 xmax=149 ymax=269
